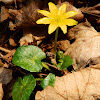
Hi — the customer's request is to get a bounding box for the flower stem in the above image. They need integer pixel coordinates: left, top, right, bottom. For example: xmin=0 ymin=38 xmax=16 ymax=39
xmin=35 ymin=78 xmax=44 ymax=81
xmin=54 ymin=27 xmax=59 ymax=57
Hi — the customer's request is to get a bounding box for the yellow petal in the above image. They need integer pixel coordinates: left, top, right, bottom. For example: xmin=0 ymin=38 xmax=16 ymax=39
xmin=36 ymin=17 xmax=51 ymax=24
xmin=48 ymin=2 xmax=58 ymax=15
xmin=64 ymin=19 xmax=78 ymax=26
xmin=63 ymin=11 xmax=78 ymax=18
xmin=38 ymin=10 xmax=52 ymax=18
xmin=48 ymin=23 xmax=58 ymax=34
xmin=59 ymin=24 xmax=67 ymax=34
xmin=58 ymin=4 xmax=67 ymax=16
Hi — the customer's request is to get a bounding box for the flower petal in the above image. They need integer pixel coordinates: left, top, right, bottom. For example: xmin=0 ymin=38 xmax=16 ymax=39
xmin=48 ymin=2 xmax=58 ymax=15
xmin=48 ymin=23 xmax=58 ymax=34
xmin=59 ymin=24 xmax=67 ymax=34
xmin=58 ymin=4 xmax=67 ymax=16
xmin=36 ymin=17 xmax=51 ymax=24
xmin=38 ymin=10 xmax=52 ymax=18
xmin=64 ymin=19 xmax=78 ymax=26
xmin=63 ymin=11 xmax=78 ymax=18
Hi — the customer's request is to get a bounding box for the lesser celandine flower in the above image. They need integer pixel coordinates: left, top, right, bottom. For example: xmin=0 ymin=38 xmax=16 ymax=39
xmin=36 ymin=2 xmax=78 ymax=34
xmin=36 ymin=2 xmax=78 ymax=57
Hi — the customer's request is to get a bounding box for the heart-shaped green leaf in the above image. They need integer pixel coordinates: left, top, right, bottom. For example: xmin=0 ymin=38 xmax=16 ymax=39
xmin=12 ymin=45 xmax=46 ymax=72
xmin=58 ymin=55 xmax=73 ymax=70
xmin=40 ymin=73 xmax=56 ymax=89
xmin=12 ymin=74 xmax=36 ymax=100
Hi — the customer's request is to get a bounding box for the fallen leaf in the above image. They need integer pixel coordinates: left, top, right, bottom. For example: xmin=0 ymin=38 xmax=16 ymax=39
xmin=0 ymin=60 xmax=4 ymax=67
xmin=19 ymin=34 xmax=33 ymax=46
xmin=1 ymin=6 xmax=9 ymax=22
xmin=3 ymin=62 xmax=9 ymax=68
xmin=80 ymin=4 xmax=100 ymax=31
xmin=0 ymin=0 xmax=13 ymax=3
xmin=35 ymin=64 xmax=100 ymax=100
xmin=0 ymin=67 xmax=12 ymax=85
xmin=0 ymin=83 xmax=3 ymax=100
xmin=0 ymin=0 xmax=26 ymax=3
xmin=9 ymin=21 xmax=16 ymax=31
xmin=9 ymin=38 xmax=17 ymax=46
xmin=57 ymin=40 xmax=70 ymax=51
xmin=81 ymin=3 xmax=100 ymax=16
xmin=22 ymin=27 xmax=47 ymax=46
xmin=3 ymin=49 xmax=16 ymax=63
xmin=64 ymin=22 xmax=100 ymax=70
xmin=3 ymin=79 xmax=15 ymax=100
xmin=89 ymin=56 xmax=100 ymax=65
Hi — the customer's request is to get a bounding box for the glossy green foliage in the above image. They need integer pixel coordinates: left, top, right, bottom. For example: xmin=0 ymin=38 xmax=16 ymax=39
xmin=12 ymin=45 xmax=46 ymax=72
xmin=12 ymin=74 xmax=36 ymax=100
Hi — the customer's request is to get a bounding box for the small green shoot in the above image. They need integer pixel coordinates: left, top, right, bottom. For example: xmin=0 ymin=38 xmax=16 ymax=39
xmin=57 ymin=51 xmax=73 ymax=70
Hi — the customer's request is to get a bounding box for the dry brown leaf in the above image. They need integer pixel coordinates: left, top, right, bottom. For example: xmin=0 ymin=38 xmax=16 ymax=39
xmin=22 ymin=27 xmax=47 ymax=46
xmin=0 ymin=83 xmax=3 ymax=100
xmin=9 ymin=38 xmax=17 ymax=46
xmin=19 ymin=33 xmax=33 ymax=46
xmin=9 ymin=21 xmax=16 ymax=31
xmin=1 ymin=6 xmax=9 ymax=22
xmin=3 ymin=49 xmax=16 ymax=63
xmin=81 ymin=3 xmax=100 ymax=16
xmin=3 ymin=62 xmax=9 ymax=68
xmin=0 ymin=47 xmax=12 ymax=68
xmin=0 ymin=0 xmax=27 ymax=3
xmin=0 ymin=0 xmax=13 ymax=3
xmin=64 ymin=22 xmax=100 ymax=70
xmin=0 ymin=67 xmax=12 ymax=85
xmin=57 ymin=40 xmax=70 ymax=51
xmin=0 ymin=60 xmax=4 ymax=67
xmin=89 ymin=56 xmax=100 ymax=65
xmin=80 ymin=4 xmax=100 ymax=31
xmin=35 ymin=64 xmax=100 ymax=100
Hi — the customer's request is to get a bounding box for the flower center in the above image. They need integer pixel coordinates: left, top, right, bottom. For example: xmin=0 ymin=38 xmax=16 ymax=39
xmin=54 ymin=15 xmax=61 ymax=23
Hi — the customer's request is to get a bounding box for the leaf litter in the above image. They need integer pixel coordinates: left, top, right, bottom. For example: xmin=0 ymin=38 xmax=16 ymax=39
xmin=0 ymin=0 xmax=100 ymax=100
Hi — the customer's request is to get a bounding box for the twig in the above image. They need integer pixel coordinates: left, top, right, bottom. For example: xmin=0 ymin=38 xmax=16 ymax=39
xmin=0 ymin=47 xmax=11 ymax=53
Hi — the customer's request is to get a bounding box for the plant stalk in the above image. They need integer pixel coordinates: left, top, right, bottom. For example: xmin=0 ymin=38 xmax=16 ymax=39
xmin=54 ymin=27 xmax=59 ymax=58
xmin=35 ymin=78 xmax=44 ymax=81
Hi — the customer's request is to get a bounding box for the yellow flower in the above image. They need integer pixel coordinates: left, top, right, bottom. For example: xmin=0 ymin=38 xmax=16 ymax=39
xmin=36 ymin=2 xmax=78 ymax=34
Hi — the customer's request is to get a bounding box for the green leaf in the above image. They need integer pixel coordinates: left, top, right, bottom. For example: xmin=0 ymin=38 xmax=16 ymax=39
xmin=59 ymin=55 xmax=73 ymax=70
xmin=40 ymin=73 xmax=56 ymax=89
xmin=12 ymin=45 xmax=46 ymax=72
xmin=12 ymin=74 xmax=36 ymax=100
